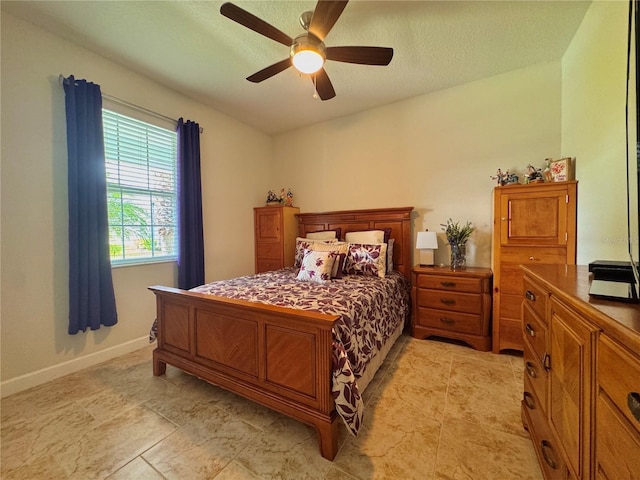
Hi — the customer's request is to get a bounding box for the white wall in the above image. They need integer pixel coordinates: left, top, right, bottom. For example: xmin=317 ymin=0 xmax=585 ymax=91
xmin=1 ymin=0 xmax=630 ymax=395
xmin=273 ymin=61 xmax=563 ymax=268
xmin=1 ymin=12 xmax=272 ymax=394
xmin=562 ymin=0 xmax=629 ymax=264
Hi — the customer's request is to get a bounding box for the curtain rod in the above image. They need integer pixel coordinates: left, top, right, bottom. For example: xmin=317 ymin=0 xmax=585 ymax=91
xmin=59 ymin=74 xmax=203 ymax=133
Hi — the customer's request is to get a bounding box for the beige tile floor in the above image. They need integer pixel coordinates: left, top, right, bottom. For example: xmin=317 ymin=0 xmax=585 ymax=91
xmin=1 ymin=334 xmax=543 ymax=480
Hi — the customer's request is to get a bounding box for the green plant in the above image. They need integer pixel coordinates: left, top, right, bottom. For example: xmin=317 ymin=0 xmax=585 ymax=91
xmin=441 ymin=218 xmax=476 ymax=245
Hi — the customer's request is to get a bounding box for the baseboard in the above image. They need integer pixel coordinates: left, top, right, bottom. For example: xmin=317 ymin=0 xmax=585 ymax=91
xmin=0 ymin=336 xmax=153 ymax=398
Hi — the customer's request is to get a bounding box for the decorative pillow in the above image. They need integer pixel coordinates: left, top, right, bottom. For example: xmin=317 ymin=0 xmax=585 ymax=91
xmin=294 ymin=237 xmax=339 ymax=267
xmin=296 ymin=249 xmax=335 ymax=283
xmin=344 ymin=228 xmax=392 ymax=244
xmin=308 ymin=241 xmax=349 ymax=278
xmin=306 ymin=228 xmax=342 ymax=241
xmin=344 ymin=243 xmax=388 ymax=278
xmin=345 ymin=230 xmax=385 ymax=244
xmin=331 ymin=253 xmax=347 ymax=279
xmin=387 ymin=238 xmax=395 ymax=273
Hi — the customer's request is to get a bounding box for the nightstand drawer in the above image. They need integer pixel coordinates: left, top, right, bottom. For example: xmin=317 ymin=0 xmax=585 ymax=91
xmin=416 ymin=274 xmax=483 ymax=293
xmin=417 ymin=289 xmax=482 ymax=314
xmin=416 ymin=307 xmax=482 ymax=335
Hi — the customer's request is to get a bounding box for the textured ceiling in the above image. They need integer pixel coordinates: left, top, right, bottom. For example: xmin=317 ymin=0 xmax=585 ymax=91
xmin=2 ymin=0 xmax=591 ymax=135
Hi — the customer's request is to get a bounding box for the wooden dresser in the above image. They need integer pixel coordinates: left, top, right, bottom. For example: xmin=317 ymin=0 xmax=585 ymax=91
xmin=253 ymin=205 xmax=299 ymax=273
xmin=411 ymin=266 xmax=492 ymax=351
xmin=492 ymin=181 xmax=577 ymax=353
xmin=521 ymin=264 xmax=640 ymax=480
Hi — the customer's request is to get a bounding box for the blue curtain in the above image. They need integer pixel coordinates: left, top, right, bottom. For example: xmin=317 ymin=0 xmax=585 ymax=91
xmin=63 ymin=75 xmax=117 ymax=334
xmin=177 ymin=118 xmax=205 ymax=289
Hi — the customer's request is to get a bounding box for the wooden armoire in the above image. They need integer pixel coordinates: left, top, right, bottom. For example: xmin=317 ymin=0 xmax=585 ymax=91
xmin=491 ymin=181 xmax=577 ymax=353
xmin=254 ymin=205 xmax=300 ymax=273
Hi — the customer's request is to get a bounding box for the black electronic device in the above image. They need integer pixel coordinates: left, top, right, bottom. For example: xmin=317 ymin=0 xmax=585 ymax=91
xmin=589 ymin=260 xmax=639 ymax=302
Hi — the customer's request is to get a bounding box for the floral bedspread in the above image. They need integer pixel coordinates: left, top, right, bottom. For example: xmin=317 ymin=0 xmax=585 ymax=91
xmin=150 ymin=268 xmax=410 ymax=436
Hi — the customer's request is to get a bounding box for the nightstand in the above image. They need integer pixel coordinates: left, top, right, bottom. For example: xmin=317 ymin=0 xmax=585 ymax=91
xmin=411 ymin=266 xmax=493 ymax=351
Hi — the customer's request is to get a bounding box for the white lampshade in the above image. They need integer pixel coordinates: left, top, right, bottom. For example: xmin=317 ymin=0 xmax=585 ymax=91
xmin=416 ymin=231 xmax=438 ymax=266
xmin=416 ymin=231 xmax=438 ymax=249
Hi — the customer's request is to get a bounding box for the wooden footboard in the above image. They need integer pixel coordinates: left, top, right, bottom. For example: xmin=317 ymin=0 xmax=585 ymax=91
xmin=149 ymin=285 xmax=341 ymax=460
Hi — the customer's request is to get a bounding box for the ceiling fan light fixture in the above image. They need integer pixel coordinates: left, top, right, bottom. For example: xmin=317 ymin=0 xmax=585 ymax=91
xmin=291 ymin=34 xmax=326 ymax=74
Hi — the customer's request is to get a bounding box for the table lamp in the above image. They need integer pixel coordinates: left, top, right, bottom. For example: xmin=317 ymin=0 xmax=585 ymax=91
xmin=416 ymin=231 xmax=438 ymax=266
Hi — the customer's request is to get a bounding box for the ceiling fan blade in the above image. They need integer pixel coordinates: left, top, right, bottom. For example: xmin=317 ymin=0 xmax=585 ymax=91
xmin=326 ymin=46 xmax=394 ymax=66
xmin=246 ymin=58 xmax=292 ymax=83
xmin=314 ymin=68 xmax=336 ymax=100
xmin=308 ymin=0 xmax=349 ymax=41
xmin=220 ymin=2 xmax=292 ymax=47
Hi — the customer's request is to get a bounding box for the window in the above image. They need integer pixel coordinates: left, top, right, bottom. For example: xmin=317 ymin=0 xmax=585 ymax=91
xmin=103 ymin=109 xmax=178 ymax=265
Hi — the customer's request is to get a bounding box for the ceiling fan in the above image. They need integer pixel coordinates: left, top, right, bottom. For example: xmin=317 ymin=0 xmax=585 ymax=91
xmin=220 ymin=0 xmax=394 ymax=100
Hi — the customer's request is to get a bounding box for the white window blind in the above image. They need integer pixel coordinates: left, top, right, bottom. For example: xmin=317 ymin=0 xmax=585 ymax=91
xmin=103 ymin=109 xmax=178 ymax=265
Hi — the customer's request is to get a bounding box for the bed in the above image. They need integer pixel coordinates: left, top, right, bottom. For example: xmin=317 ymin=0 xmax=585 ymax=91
xmin=149 ymin=206 xmax=414 ymax=460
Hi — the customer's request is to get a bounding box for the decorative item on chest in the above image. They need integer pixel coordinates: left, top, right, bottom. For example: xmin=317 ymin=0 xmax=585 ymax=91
xmin=266 ymin=188 xmax=294 ymax=206
xmin=490 ymin=156 xmax=575 ymax=186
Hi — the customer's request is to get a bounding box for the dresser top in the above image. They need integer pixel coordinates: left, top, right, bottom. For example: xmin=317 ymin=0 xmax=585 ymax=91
xmin=522 ymin=264 xmax=640 ymax=350
xmin=412 ymin=265 xmax=492 ymax=278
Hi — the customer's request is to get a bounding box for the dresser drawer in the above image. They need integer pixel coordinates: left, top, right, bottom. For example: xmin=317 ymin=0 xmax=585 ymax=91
xmin=524 ymin=340 xmax=547 ymax=409
xmin=598 ymin=335 xmax=640 ymax=430
xmin=500 ymin=265 xmax=524 ymax=295
xmin=522 ymin=382 xmax=570 ymax=480
xmin=417 ymin=289 xmax=481 ymax=314
xmin=500 ymin=293 xmax=523 ymax=320
xmin=415 ymin=274 xmax=482 ymax=293
xmin=500 ymin=246 xmax=567 ymax=265
xmin=523 ymin=303 xmax=547 ymax=364
xmin=416 ymin=307 xmax=483 ymax=335
xmin=256 ymin=259 xmax=282 ymax=273
xmin=523 ymin=277 xmax=548 ymax=322
xmin=256 ymin=243 xmax=283 ymax=260
xmin=596 ymin=392 xmax=640 ymax=480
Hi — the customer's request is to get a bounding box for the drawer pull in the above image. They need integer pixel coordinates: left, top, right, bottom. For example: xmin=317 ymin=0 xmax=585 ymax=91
xmin=628 ymin=392 xmax=640 ymax=422
xmin=440 ymin=298 xmax=456 ymax=306
xmin=439 ymin=317 xmax=455 ymax=325
xmin=541 ymin=353 xmax=551 ymax=371
xmin=525 ymin=361 xmax=537 ymax=379
xmin=523 ymin=392 xmax=536 ymax=410
xmin=540 ymin=440 xmax=558 ymax=470
xmin=529 ymin=256 xmax=535 ymax=261
xmin=440 ymin=281 xmax=456 ymax=288
xmin=525 ymin=290 xmax=536 ymax=302
xmin=525 ymin=323 xmax=536 ymax=337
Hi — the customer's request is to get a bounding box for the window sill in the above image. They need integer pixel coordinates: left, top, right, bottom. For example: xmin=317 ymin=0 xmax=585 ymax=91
xmin=111 ymin=257 xmax=177 ymax=269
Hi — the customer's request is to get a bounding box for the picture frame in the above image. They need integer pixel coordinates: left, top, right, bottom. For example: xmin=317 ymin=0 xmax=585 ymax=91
xmin=550 ymin=157 xmax=573 ymax=182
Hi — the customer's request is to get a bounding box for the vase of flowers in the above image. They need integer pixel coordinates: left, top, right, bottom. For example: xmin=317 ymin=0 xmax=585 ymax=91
xmin=441 ymin=218 xmax=476 ymax=269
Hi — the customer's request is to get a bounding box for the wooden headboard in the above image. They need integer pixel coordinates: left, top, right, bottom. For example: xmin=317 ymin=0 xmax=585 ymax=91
xmin=296 ymin=207 xmax=414 ymax=280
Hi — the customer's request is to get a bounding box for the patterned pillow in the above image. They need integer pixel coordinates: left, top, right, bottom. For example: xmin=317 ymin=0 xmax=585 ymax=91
xmin=345 ymin=243 xmax=388 ymax=278
xmin=308 ymin=242 xmax=349 ymax=278
xmin=294 ymin=237 xmax=338 ymax=267
xmin=296 ymin=249 xmax=335 ymax=283
xmin=387 ymin=238 xmax=395 ymax=273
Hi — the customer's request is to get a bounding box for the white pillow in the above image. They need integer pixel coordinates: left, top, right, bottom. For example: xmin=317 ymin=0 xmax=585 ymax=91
xmin=306 ymin=231 xmax=337 ymax=241
xmin=345 ymin=230 xmax=385 ymax=244
xmin=296 ymin=250 xmax=335 ymax=283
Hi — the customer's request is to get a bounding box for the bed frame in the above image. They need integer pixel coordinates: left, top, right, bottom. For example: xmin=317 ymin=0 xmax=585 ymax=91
xmin=150 ymin=206 xmax=413 ymax=459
